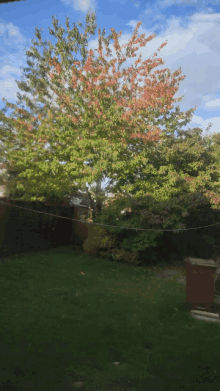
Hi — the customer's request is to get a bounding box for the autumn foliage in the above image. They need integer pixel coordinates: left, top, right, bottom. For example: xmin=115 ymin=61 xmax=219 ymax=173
xmin=1 ymin=12 xmax=220 ymax=264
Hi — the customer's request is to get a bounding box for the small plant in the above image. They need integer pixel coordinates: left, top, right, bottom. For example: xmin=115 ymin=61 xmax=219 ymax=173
xmin=82 ymin=227 xmax=139 ymax=265
xmin=111 ymin=247 xmax=139 ymax=265
xmin=82 ymin=228 xmax=118 ymax=257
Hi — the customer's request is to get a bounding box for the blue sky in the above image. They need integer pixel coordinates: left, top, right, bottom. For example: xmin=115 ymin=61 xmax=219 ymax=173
xmin=1 ymin=0 xmax=220 ymax=197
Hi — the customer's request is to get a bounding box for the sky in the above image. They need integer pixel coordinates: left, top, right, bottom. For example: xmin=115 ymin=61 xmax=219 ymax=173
xmin=0 ymin=0 xmax=220 ymax=198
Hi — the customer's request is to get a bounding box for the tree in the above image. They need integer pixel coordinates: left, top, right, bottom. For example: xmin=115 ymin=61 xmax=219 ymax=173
xmin=0 ymin=17 xmax=194 ymax=214
xmin=1 ymin=14 xmax=220 ymax=264
xmin=1 ymin=13 xmax=219 ymax=237
xmin=0 ymin=10 xmax=109 ymax=208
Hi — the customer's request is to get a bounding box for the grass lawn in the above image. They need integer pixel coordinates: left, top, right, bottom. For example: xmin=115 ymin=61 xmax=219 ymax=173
xmin=1 ymin=245 xmax=220 ymax=390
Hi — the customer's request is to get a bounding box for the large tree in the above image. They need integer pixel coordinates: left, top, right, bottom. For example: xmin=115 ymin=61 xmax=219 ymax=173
xmin=0 ymin=14 xmax=189 ymax=210
xmin=1 ymin=12 xmax=220 ymax=237
xmin=0 ymin=10 xmax=110 ymax=209
xmin=1 ymin=13 xmax=220 ymax=264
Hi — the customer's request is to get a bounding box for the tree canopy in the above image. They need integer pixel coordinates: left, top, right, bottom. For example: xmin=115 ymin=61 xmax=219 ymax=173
xmin=0 ymin=10 xmax=220 ymax=238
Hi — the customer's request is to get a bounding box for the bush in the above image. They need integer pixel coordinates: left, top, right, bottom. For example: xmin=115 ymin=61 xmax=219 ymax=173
xmin=91 ymin=191 xmax=220 ymax=267
xmin=82 ymin=228 xmax=118 ymax=257
xmin=111 ymin=247 xmax=139 ymax=265
xmin=82 ymin=227 xmax=140 ymax=265
xmin=91 ymin=193 xmax=164 ymax=255
xmin=99 ymin=247 xmax=139 ymax=265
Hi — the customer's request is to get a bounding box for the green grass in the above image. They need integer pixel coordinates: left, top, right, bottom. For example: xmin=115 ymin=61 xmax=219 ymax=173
xmin=1 ymin=246 xmax=220 ymax=391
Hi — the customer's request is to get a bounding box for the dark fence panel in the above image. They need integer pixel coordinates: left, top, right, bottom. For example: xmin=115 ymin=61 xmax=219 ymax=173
xmin=0 ymin=197 xmax=79 ymax=259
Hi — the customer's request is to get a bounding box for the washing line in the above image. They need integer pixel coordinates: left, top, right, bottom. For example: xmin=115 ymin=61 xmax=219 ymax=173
xmin=0 ymin=199 xmax=220 ymax=233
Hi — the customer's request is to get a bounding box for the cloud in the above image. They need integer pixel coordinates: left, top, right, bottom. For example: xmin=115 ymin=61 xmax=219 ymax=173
xmin=187 ymin=114 xmax=220 ymax=136
xmin=61 ymin=0 xmax=96 ymax=13
xmin=204 ymin=99 xmax=220 ymax=109
xmin=0 ymin=21 xmax=32 ymax=106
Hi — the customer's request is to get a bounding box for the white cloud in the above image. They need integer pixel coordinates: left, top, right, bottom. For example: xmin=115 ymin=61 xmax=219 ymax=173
xmin=1 ymin=64 xmax=22 ymax=76
xmin=188 ymin=114 xmax=220 ymax=135
xmin=205 ymin=99 xmax=220 ymax=109
xmin=61 ymin=0 xmax=96 ymax=13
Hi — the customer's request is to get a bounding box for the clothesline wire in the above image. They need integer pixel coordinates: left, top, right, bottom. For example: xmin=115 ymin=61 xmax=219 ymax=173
xmin=0 ymin=198 xmax=220 ymax=232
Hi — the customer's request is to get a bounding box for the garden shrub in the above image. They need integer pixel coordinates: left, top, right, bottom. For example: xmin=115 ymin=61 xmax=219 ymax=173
xmin=162 ymin=201 xmax=220 ymax=260
xmin=110 ymin=247 xmax=139 ymax=265
xmin=82 ymin=227 xmax=118 ymax=257
xmin=90 ymin=193 xmax=171 ymax=266
xmin=82 ymin=226 xmax=140 ymax=265
xmin=90 ymin=189 xmax=220 ymax=266
xmin=82 ymin=238 xmax=100 ymax=256
xmin=99 ymin=247 xmax=139 ymax=265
